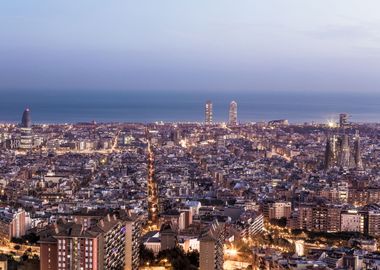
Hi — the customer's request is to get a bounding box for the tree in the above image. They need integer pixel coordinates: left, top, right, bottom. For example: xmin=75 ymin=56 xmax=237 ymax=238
xmin=270 ymin=217 xmax=287 ymax=227
xmin=157 ymin=247 xmax=198 ymax=270
xmin=139 ymin=244 xmax=154 ymax=265
xmin=186 ymin=250 xmax=199 ymax=267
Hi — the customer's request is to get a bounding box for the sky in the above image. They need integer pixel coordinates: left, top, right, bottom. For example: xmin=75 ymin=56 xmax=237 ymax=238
xmin=1 ymin=0 xmax=380 ymax=93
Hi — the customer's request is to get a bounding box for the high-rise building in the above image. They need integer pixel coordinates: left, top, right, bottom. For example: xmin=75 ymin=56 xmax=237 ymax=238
xmin=0 ymin=207 xmax=27 ymax=240
xmin=205 ymin=100 xmax=213 ymax=125
xmin=40 ymin=222 xmax=103 ymax=270
xmin=312 ymin=204 xmax=342 ymax=232
xmin=368 ymin=211 xmax=380 ymax=237
xmin=40 ymin=214 xmax=126 ymax=270
xmin=339 ymin=113 xmax=349 ymax=128
xmin=21 ymin=108 xmax=31 ymax=128
xmin=228 ymin=101 xmax=237 ymax=126
xmin=124 ymin=214 xmax=142 ymax=270
xmin=354 ymin=130 xmax=363 ymax=170
xmin=20 ymin=108 xmax=33 ymax=150
xmin=98 ymin=215 xmax=126 ymax=270
xmin=199 ymin=221 xmax=224 ymax=270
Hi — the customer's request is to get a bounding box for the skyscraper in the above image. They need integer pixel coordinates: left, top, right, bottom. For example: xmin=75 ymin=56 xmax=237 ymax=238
xmin=339 ymin=113 xmax=349 ymax=128
xmin=21 ymin=108 xmax=32 ymax=128
xmin=228 ymin=101 xmax=237 ymax=126
xmin=19 ymin=108 xmax=33 ymax=150
xmin=205 ymin=100 xmax=213 ymax=125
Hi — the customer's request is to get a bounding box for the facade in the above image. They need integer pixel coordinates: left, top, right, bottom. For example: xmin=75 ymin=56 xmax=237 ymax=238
xmin=55 ymin=229 xmax=103 ymax=270
xmin=368 ymin=211 xmax=380 ymax=237
xmin=238 ymin=212 xmax=264 ymax=238
xmin=39 ymin=235 xmax=58 ymax=270
xmin=160 ymin=223 xmax=177 ymax=251
xmin=312 ymin=205 xmax=342 ymax=232
xmin=297 ymin=204 xmax=314 ymax=231
xmin=340 ymin=210 xmax=366 ymax=233
xmin=228 ymin=101 xmax=237 ymax=126
xmin=98 ymin=215 xmax=125 ymax=270
xmin=340 ymin=134 xmax=351 ymax=169
xmin=124 ymin=215 xmax=141 ymax=270
xmin=264 ymin=201 xmax=292 ymax=220
xmin=20 ymin=108 xmax=33 ymax=150
xmin=205 ymin=100 xmax=213 ymax=125
xmin=199 ymin=221 xmax=224 ymax=270
xmin=40 ymin=215 xmax=126 ymax=270
xmin=21 ymin=108 xmax=32 ymax=128
xmin=0 ymin=207 xmax=27 ymax=240
xmin=325 ymin=135 xmax=338 ymax=169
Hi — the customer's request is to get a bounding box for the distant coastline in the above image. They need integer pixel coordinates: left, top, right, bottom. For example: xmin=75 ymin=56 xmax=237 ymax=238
xmin=0 ymin=90 xmax=379 ymax=124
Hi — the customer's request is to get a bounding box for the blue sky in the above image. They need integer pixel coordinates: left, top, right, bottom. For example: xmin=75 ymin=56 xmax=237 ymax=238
xmin=1 ymin=0 xmax=380 ymax=92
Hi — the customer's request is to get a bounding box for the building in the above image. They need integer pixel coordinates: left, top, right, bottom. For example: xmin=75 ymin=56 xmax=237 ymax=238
xmin=238 ymin=211 xmax=264 ymax=238
xmin=0 ymin=257 xmax=7 ymax=270
xmin=21 ymin=107 xmax=31 ymax=128
xmin=325 ymin=134 xmax=338 ymax=170
xmin=124 ymin=214 xmax=142 ymax=270
xmin=142 ymin=231 xmax=161 ymax=255
xmin=340 ymin=210 xmax=366 ymax=233
xmin=312 ymin=204 xmax=342 ymax=232
xmin=199 ymin=221 xmax=224 ymax=270
xmin=339 ymin=113 xmax=349 ymax=128
xmin=160 ymin=223 xmax=177 ymax=251
xmin=354 ymin=130 xmax=363 ymax=170
xmin=205 ymin=100 xmax=213 ymax=125
xmin=40 ymin=214 xmax=126 ymax=270
xmin=19 ymin=108 xmax=33 ymax=150
xmin=297 ymin=204 xmax=314 ymax=231
xmin=339 ymin=134 xmax=351 ymax=169
xmin=228 ymin=101 xmax=237 ymax=126
xmin=264 ymin=201 xmax=292 ymax=220
xmin=0 ymin=207 xmax=27 ymax=240
xmin=367 ymin=210 xmax=380 ymax=237
xmin=97 ymin=215 xmax=126 ymax=270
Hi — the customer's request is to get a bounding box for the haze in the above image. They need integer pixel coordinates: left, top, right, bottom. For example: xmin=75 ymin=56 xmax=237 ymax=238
xmin=1 ymin=0 xmax=380 ymax=93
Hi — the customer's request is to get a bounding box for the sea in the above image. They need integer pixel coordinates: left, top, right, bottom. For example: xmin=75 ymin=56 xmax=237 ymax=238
xmin=0 ymin=90 xmax=379 ymax=124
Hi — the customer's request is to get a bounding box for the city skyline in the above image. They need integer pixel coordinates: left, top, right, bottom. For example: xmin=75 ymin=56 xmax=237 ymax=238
xmin=0 ymin=90 xmax=379 ymax=124
xmin=0 ymin=1 xmax=380 ymax=269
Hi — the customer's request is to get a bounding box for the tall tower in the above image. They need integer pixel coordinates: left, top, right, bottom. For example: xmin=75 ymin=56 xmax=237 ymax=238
xmin=205 ymin=100 xmax=213 ymax=125
xmin=21 ymin=108 xmax=32 ymax=128
xmin=325 ymin=134 xmax=338 ymax=170
xmin=339 ymin=133 xmax=351 ymax=169
xmin=339 ymin=113 xmax=349 ymax=128
xmin=20 ymin=107 xmax=33 ymax=150
xmin=354 ymin=130 xmax=363 ymax=170
xmin=228 ymin=101 xmax=238 ymax=126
